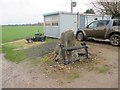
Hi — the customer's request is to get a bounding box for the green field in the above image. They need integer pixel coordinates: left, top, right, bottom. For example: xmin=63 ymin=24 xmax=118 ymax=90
xmin=1 ymin=25 xmax=58 ymax=62
xmin=2 ymin=26 xmax=44 ymax=43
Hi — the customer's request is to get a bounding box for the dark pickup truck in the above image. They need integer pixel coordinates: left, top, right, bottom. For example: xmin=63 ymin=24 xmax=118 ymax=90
xmin=76 ymin=19 xmax=120 ymax=46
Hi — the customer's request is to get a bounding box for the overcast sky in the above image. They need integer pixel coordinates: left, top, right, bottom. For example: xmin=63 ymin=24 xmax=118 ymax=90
xmin=0 ymin=0 xmax=91 ymax=25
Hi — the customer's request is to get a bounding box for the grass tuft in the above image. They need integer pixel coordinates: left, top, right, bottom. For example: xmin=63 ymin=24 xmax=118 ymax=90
xmin=69 ymin=72 xmax=80 ymax=80
xmin=95 ymin=65 xmax=110 ymax=74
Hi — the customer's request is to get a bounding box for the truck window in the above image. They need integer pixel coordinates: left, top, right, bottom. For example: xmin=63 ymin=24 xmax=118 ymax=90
xmin=113 ymin=20 xmax=120 ymax=26
xmin=87 ymin=21 xmax=98 ymax=29
xmin=97 ymin=20 xmax=109 ymax=27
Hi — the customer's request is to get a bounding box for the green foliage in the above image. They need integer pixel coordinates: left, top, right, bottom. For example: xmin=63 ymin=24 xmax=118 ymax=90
xmin=2 ymin=44 xmax=26 ymax=63
xmin=113 ymin=13 xmax=120 ymax=19
xmin=84 ymin=8 xmax=95 ymax=14
xmin=2 ymin=26 xmax=44 ymax=43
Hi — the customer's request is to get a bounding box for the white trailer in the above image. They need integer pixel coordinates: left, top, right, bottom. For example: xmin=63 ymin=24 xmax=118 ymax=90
xmin=43 ymin=11 xmax=111 ymax=38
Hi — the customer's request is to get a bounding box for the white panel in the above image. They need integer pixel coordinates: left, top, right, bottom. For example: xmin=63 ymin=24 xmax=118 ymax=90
xmin=45 ymin=26 xmax=60 ymax=38
xmin=44 ymin=14 xmax=60 ymax=38
xmin=59 ymin=14 xmax=77 ymax=36
xmin=79 ymin=15 xmax=85 ymax=29
xmin=102 ymin=15 xmax=111 ymax=20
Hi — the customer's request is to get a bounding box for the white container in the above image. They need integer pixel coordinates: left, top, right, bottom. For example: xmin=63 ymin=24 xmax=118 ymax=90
xmin=43 ymin=11 xmax=111 ymax=38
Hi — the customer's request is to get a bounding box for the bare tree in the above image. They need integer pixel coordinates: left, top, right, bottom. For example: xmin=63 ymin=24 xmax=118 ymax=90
xmin=92 ymin=0 xmax=120 ymax=18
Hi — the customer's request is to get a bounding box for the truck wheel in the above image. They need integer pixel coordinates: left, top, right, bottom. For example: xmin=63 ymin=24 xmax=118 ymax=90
xmin=109 ymin=34 xmax=120 ymax=46
xmin=77 ymin=32 xmax=85 ymax=41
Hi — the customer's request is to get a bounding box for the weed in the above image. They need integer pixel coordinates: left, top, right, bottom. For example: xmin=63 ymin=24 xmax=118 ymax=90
xmin=95 ymin=65 xmax=110 ymax=74
xmin=69 ymin=72 xmax=80 ymax=80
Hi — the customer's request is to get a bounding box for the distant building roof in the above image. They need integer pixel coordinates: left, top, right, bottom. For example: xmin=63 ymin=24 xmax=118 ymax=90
xmin=43 ymin=11 xmax=111 ymax=17
xmin=43 ymin=11 xmax=77 ymax=16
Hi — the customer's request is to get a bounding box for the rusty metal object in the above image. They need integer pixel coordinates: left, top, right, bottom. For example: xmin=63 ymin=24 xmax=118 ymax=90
xmin=59 ymin=42 xmax=88 ymax=65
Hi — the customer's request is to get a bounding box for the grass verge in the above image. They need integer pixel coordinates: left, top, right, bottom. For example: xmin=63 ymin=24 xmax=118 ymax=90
xmin=2 ymin=44 xmax=26 ymax=63
xmin=2 ymin=38 xmax=58 ymax=63
xmin=0 ymin=45 xmax=2 ymax=53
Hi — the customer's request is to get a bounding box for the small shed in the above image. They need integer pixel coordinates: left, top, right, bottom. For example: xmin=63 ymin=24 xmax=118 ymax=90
xmin=43 ymin=11 xmax=111 ymax=38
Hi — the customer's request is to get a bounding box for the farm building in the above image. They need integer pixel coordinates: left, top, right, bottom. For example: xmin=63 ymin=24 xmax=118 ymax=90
xmin=43 ymin=11 xmax=111 ymax=38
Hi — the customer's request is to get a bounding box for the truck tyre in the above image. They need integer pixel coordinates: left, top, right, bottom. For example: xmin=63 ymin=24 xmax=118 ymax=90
xmin=109 ymin=34 xmax=120 ymax=46
xmin=77 ymin=32 xmax=85 ymax=41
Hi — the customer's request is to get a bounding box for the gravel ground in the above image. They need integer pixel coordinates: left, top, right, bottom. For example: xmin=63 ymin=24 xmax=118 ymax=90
xmin=25 ymin=42 xmax=58 ymax=58
xmin=2 ymin=40 xmax=119 ymax=88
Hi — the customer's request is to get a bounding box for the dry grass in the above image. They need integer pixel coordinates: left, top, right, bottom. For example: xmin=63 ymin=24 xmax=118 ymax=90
xmin=7 ymin=39 xmax=46 ymax=51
